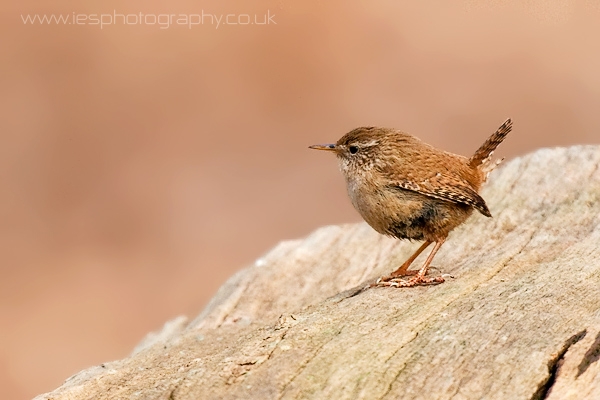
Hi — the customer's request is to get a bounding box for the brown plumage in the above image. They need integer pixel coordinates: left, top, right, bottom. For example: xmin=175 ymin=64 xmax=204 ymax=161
xmin=309 ymin=119 xmax=512 ymax=287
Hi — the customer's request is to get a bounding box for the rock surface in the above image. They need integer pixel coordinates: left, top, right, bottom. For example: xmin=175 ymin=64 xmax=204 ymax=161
xmin=36 ymin=146 xmax=600 ymax=400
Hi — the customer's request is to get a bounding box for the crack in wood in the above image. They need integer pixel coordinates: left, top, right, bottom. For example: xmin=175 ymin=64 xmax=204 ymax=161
xmin=530 ymin=330 xmax=587 ymax=400
xmin=168 ymin=386 xmax=177 ymax=400
xmin=577 ymin=330 xmax=600 ymax=378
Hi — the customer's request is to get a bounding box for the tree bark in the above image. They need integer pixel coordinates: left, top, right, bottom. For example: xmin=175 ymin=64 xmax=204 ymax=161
xmin=36 ymin=146 xmax=600 ymax=400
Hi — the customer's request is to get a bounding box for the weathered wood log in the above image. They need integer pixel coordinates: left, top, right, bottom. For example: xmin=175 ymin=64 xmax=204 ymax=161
xmin=36 ymin=146 xmax=600 ymax=400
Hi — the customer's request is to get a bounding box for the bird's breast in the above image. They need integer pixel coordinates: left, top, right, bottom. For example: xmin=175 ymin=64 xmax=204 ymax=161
xmin=344 ymin=174 xmax=421 ymax=234
xmin=343 ymin=175 xmax=472 ymax=241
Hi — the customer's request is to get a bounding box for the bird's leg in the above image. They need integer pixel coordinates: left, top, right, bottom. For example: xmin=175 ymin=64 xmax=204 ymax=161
xmin=375 ymin=238 xmax=446 ymax=288
xmin=378 ymin=241 xmax=432 ymax=282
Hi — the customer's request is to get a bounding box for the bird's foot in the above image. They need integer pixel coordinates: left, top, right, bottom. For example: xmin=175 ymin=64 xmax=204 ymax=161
xmin=377 ymin=270 xmax=417 ymax=282
xmin=378 ymin=266 xmax=440 ymax=282
xmin=372 ymin=274 xmax=445 ymax=288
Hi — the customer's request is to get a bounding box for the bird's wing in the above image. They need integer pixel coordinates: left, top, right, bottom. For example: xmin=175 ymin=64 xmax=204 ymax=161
xmin=391 ymin=172 xmax=491 ymax=217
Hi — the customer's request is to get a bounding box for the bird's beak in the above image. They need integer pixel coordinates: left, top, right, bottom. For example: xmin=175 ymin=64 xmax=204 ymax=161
xmin=309 ymin=144 xmax=337 ymax=152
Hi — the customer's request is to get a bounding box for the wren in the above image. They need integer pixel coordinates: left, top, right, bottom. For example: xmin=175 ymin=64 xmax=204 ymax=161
xmin=309 ymin=119 xmax=512 ymax=287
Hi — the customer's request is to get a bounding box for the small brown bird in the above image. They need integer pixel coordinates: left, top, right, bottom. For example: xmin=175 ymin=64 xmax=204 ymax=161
xmin=309 ymin=119 xmax=512 ymax=287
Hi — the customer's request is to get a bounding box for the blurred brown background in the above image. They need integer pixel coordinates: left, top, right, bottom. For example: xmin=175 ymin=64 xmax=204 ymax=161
xmin=2 ymin=1 xmax=600 ymax=398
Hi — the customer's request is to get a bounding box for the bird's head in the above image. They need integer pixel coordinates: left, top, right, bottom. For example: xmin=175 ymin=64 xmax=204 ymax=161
xmin=309 ymin=127 xmax=408 ymax=176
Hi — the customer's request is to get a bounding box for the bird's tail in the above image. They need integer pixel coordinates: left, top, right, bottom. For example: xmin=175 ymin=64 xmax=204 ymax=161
xmin=469 ymin=118 xmax=512 ymax=169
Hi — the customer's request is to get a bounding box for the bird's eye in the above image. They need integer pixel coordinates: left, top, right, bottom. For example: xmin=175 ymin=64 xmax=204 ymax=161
xmin=349 ymin=146 xmax=359 ymax=154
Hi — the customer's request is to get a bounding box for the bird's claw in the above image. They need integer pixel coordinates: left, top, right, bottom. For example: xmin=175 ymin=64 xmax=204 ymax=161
xmin=371 ymin=274 xmax=445 ymax=288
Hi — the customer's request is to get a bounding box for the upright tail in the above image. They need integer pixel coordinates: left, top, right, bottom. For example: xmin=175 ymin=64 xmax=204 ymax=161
xmin=469 ymin=118 xmax=512 ymax=168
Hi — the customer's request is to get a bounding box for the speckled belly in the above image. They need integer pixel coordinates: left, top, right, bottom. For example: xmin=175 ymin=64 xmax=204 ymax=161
xmin=349 ymin=186 xmax=473 ymax=242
